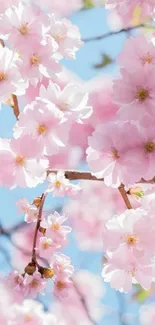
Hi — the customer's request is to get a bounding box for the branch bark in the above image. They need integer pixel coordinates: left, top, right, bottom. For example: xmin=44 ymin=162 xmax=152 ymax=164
xmin=118 ymin=185 xmax=132 ymax=209
xmin=11 ymin=94 xmax=20 ymax=120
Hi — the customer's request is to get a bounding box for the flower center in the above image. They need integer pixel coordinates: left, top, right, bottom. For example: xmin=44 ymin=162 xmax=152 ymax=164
xmin=19 ymin=23 xmax=29 ymax=35
xmin=37 ymin=124 xmax=47 ymax=135
xmin=0 ymin=72 xmax=6 ymax=81
xmin=43 ymin=241 xmax=51 ymax=249
xmin=52 ymin=33 xmax=65 ymax=42
xmin=141 ymin=52 xmax=153 ymax=64
xmin=59 ymin=102 xmax=70 ymax=112
xmin=16 ymin=155 xmax=25 ymax=166
xmin=127 ymin=235 xmax=137 ymax=246
xmin=30 ymin=279 xmax=39 ymax=288
xmin=52 ymin=223 xmax=60 ymax=231
xmin=24 ymin=313 xmax=33 ymax=322
xmin=145 ymin=141 xmax=154 ymax=153
xmin=30 ymin=54 xmax=40 ymax=66
xmin=55 ymin=180 xmax=61 ymax=188
xmin=56 ymin=281 xmax=66 ymax=290
xmin=111 ymin=148 xmax=119 ymax=159
xmin=136 ymin=88 xmax=149 ymax=102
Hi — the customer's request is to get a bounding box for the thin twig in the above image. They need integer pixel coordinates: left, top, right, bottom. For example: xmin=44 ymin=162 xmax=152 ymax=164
xmin=47 ymin=169 xmax=155 ymax=185
xmin=73 ymin=280 xmax=98 ymax=325
xmin=82 ymin=23 xmax=154 ymax=42
xmin=31 ymin=193 xmax=47 ymax=264
xmin=11 ymin=94 xmax=20 ymax=120
xmin=118 ymin=185 xmax=132 ymax=209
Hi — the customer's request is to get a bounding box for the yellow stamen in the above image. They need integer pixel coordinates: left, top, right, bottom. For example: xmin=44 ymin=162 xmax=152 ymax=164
xmin=52 ymin=223 xmax=60 ymax=231
xmin=141 ymin=52 xmax=153 ymax=64
xmin=30 ymin=54 xmax=40 ymax=66
xmin=0 ymin=72 xmax=6 ymax=81
xmin=16 ymin=155 xmax=25 ymax=166
xmin=127 ymin=235 xmax=137 ymax=246
xmin=111 ymin=148 xmax=119 ymax=159
xmin=31 ymin=279 xmax=39 ymax=288
xmin=37 ymin=124 xmax=47 ymax=135
xmin=19 ymin=23 xmax=29 ymax=35
xmin=145 ymin=141 xmax=154 ymax=153
xmin=136 ymin=88 xmax=149 ymax=102
xmin=56 ymin=281 xmax=66 ymax=290
xmin=55 ymin=180 xmax=61 ymax=188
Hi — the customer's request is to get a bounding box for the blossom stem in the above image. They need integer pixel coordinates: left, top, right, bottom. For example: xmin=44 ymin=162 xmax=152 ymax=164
xmin=11 ymin=94 xmax=20 ymax=120
xmin=31 ymin=192 xmax=47 ymax=264
xmin=82 ymin=23 xmax=153 ymax=42
xmin=47 ymin=169 xmax=155 ymax=185
xmin=73 ymin=280 xmax=98 ymax=325
xmin=118 ymin=185 xmax=132 ymax=209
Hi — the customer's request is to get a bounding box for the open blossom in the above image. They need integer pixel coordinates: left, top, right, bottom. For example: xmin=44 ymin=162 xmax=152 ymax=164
xmin=23 ymin=272 xmax=47 ymax=298
xmin=13 ymin=100 xmax=70 ymax=155
xmin=47 ymin=171 xmax=81 ymax=197
xmin=7 ymin=270 xmax=24 ymax=292
xmin=8 ymin=299 xmax=43 ymax=325
xmin=0 ymin=135 xmax=48 ymax=188
xmin=0 ymin=0 xmax=19 ymax=15
xmin=102 ymin=250 xmax=154 ymax=293
xmin=20 ymin=39 xmax=60 ymax=86
xmin=0 ymin=3 xmax=45 ymax=51
xmin=118 ymin=35 xmax=155 ymax=71
xmin=101 ymin=208 xmax=155 ymax=292
xmin=46 ymin=14 xmax=83 ymax=59
xmin=38 ymin=81 xmax=92 ymax=122
xmin=16 ymin=198 xmax=38 ymax=223
xmin=113 ymin=66 xmax=155 ymax=121
xmin=106 ymin=0 xmax=155 ymax=19
xmin=51 ymin=254 xmax=74 ymax=298
xmin=87 ymin=121 xmax=143 ymax=187
xmin=0 ymin=47 xmax=27 ymax=102
xmin=38 ymin=236 xmax=61 ymax=258
xmin=41 ymin=211 xmax=71 ymax=246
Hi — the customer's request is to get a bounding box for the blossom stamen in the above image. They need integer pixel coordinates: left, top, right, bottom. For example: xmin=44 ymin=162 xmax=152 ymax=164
xmin=30 ymin=54 xmax=40 ymax=66
xmin=37 ymin=124 xmax=47 ymax=135
xmin=145 ymin=141 xmax=154 ymax=153
xmin=19 ymin=23 xmax=29 ymax=35
xmin=16 ymin=155 xmax=25 ymax=166
xmin=136 ymin=88 xmax=149 ymax=102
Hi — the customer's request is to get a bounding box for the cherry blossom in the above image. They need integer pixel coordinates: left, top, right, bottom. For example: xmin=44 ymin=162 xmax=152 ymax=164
xmin=23 ymin=271 xmax=47 ymax=298
xmin=47 ymin=171 xmax=81 ymax=197
xmin=16 ymin=198 xmax=38 ymax=223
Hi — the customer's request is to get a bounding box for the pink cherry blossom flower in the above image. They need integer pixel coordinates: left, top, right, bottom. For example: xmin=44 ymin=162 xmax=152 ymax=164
xmin=0 ymin=0 xmax=19 ymax=15
xmin=106 ymin=0 xmax=155 ymax=19
xmin=0 ymin=3 xmax=46 ymax=51
xmin=8 ymin=299 xmax=43 ymax=325
xmin=20 ymin=39 xmax=60 ymax=86
xmin=23 ymin=271 xmax=47 ymax=298
xmin=0 ymin=47 xmax=27 ymax=102
xmin=38 ymin=81 xmax=92 ymax=122
xmin=38 ymin=236 xmax=61 ymax=258
xmin=87 ymin=121 xmax=143 ymax=187
xmin=13 ymin=100 xmax=70 ymax=155
xmin=118 ymin=35 xmax=155 ymax=71
xmin=113 ymin=66 xmax=155 ymax=121
xmin=41 ymin=212 xmax=71 ymax=246
xmin=46 ymin=15 xmax=83 ymax=59
xmin=0 ymin=135 xmax=48 ymax=188
xmin=47 ymin=171 xmax=81 ymax=197
xmin=16 ymin=198 xmax=38 ymax=223
xmin=6 ymin=270 xmax=24 ymax=292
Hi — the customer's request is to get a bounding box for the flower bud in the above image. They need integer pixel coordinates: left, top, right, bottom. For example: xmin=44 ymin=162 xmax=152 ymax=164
xmin=33 ymin=197 xmax=42 ymax=208
xmin=25 ymin=262 xmax=36 ymax=275
xmin=42 ymin=268 xmax=55 ymax=279
xmin=39 ymin=226 xmax=46 ymax=235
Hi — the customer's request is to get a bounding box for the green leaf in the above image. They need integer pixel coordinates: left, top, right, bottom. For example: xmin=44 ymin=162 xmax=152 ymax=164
xmin=94 ymin=54 xmax=113 ymax=69
xmin=83 ymin=0 xmax=94 ymax=9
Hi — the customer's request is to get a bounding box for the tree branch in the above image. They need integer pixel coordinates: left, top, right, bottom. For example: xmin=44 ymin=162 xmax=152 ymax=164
xmin=118 ymin=185 xmax=132 ymax=209
xmin=11 ymin=94 xmax=20 ymax=120
xmin=47 ymin=169 xmax=155 ymax=185
xmin=31 ymin=192 xmax=47 ymax=264
xmin=82 ymin=24 xmax=153 ymax=42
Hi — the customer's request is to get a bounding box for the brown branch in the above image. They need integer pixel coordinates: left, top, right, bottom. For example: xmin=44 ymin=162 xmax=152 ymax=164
xmin=47 ymin=169 xmax=155 ymax=185
xmin=82 ymin=23 xmax=153 ymax=42
xmin=11 ymin=94 xmax=20 ymax=120
xmin=31 ymin=192 xmax=47 ymax=264
xmin=118 ymin=185 xmax=132 ymax=209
